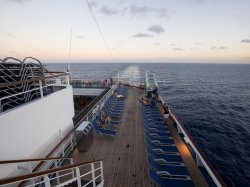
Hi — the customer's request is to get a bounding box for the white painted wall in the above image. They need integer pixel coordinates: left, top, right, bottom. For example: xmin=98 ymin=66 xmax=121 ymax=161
xmin=0 ymin=86 xmax=75 ymax=178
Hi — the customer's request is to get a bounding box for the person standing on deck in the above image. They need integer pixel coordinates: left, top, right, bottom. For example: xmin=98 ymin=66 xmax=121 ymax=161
xmin=163 ymin=104 xmax=170 ymax=121
xmin=151 ymin=88 xmax=158 ymax=106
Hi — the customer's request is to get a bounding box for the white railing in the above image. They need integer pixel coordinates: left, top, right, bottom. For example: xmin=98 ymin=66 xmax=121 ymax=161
xmin=70 ymin=79 xmax=111 ymax=88
xmin=118 ymin=80 xmax=144 ymax=88
xmin=0 ymin=160 xmax=104 ymax=187
xmin=0 ymin=157 xmax=73 ymax=186
xmin=158 ymin=94 xmax=224 ymax=187
xmin=0 ymin=73 xmax=70 ymax=113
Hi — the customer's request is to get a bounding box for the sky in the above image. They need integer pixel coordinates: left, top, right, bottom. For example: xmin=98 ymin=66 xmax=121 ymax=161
xmin=0 ymin=0 xmax=250 ymax=63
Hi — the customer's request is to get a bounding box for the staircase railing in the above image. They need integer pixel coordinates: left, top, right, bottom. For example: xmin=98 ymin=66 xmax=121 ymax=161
xmin=0 ymin=160 xmax=104 ymax=187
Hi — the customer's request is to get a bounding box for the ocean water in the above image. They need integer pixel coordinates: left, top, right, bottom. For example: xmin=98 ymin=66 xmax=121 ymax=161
xmin=47 ymin=63 xmax=250 ymax=187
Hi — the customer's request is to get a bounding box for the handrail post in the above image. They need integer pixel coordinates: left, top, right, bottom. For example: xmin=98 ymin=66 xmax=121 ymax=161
xmin=100 ymin=161 xmax=104 ymax=183
xmin=117 ymin=72 xmax=119 ymax=84
xmin=39 ymin=80 xmax=43 ymax=98
xmin=44 ymin=175 xmax=51 ymax=187
xmin=76 ymin=167 xmax=81 ymax=187
xmin=28 ymin=162 xmax=35 ymax=185
xmin=55 ymin=160 xmax=60 ymax=185
xmin=70 ymin=158 xmax=75 ymax=178
xmin=91 ymin=163 xmax=96 ymax=187
xmin=66 ymin=74 xmax=70 ymax=87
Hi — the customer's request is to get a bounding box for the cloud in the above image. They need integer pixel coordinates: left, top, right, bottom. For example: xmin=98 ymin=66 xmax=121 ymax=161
xmin=76 ymin=35 xmax=84 ymax=39
xmin=195 ymin=42 xmax=204 ymax=45
xmin=172 ymin=48 xmax=184 ymax=51
xmin=99 ymin=6 xmax=118 ymax=15
xmin=148 ymin=25 xmax=165 ymax=34
xmin=219 ymin=46 xmax=227 ymax=50
xmin=210 ymin=46 xmax=217 ymax=50
xmin=121 ymin=7 xmax=128 ymax=16
xmin=130 ymin=5 xmax=154 ymax=17
xmin=240 ymin=39 xmax=250 ymax=43
xmin=186 ymin=0 xmax=209 ymax=4
xmin=89 ymin=1 xmax=98 ymax=8
xmin=155 ymin=42 xmax=160 ymax=45
xmin=132 ymin=33 xmax=153 ymax=38
xmin=210 ymin=46 xmax=228 ymax=50
xmin=7 ymin=0 xmax=30 ymax=3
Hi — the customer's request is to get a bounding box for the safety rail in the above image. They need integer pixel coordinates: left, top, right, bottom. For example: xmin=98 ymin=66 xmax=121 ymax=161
xmin=119 ymin=80 xmax=144 ymax=88
xmin=32 ymin=82 xmax=118 ymax=174
xmin=0 ymin=157 xmax=73 ymax=180
xmin=0 ymin=160 xmax=104 ymax=187
xmin=158 ymin=94 xmax=227 ymax=187
xmin=0 ymin=72 xmax=69 ymax=113
xmin=70 ymin=79 xmax=112 ymax=88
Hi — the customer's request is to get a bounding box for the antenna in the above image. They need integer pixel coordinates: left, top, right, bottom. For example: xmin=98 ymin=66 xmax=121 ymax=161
xmin=67 ymin=28 xmax=73 ymax=72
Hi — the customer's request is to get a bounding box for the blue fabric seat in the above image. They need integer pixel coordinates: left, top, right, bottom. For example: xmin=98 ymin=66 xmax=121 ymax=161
xmin=148 ymin=155 xmax=189 ymax=176
xmin=149 ymin=168 xmax=194 ymax=187
xmin=91 ymin=119 xmax=116 ymax=137
xmin=147 ymin=146 xmax=183 ymax=163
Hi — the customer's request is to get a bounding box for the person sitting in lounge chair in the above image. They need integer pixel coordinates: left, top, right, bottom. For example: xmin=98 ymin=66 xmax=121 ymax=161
xmin=142 ymin=97 xmax=150 ymax=106
xmin=105 ymin=115 xmax=112 ymax=126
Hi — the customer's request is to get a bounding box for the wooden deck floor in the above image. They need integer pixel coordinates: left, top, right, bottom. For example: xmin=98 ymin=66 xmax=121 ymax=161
xmin=72 ymin=86 xmax=153 ymax=187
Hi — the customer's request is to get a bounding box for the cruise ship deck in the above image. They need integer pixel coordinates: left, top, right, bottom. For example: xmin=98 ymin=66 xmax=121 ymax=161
xmin=72 ymin=86 xmax=208 ymax=187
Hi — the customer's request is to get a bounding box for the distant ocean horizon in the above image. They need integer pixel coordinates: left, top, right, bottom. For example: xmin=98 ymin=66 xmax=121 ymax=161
xmin=47 ymin=63 xmax=250 ymax=187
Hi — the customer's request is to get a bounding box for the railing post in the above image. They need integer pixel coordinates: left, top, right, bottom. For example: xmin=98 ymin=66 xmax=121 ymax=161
xmin=196 ymin=153 xmax=203 ymax=166
xmin=28 ymin=162 xmax=35 ymax=185
xmin=70 ymin=158 xmax=75 ymax=178
xmin=118 ymin=72 xmax=120 ymax=84
xmin=55 ymin=160 xmax=60 ymax=185
xmin=76 ymin=167 xmax=81 ymax=187
xmin=91 ymin=163 xmax=96 ymax=187
xmin=66 ymin=74 xmax=70 ymax=87
xmin=100 ymin=161 xmax=104 ymax=183
xmin=70 ymin=134 xmax=74 ymax=151
xmin=39 ymin=80 xmax=44 ymax=98
xmin=44 ymin=175 xmax=51 ymax=187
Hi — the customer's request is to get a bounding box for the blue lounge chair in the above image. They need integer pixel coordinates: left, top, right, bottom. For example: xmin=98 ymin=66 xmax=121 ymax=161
xmin=148 ymin=155 xmax=189 ymax=176
xmin=147 ymin=146 xmax=183 ymax=163
xmin=149 ymin=168 xmax=194 ymax=187
xmin=91 ymin=119 xmax=117 ymax=137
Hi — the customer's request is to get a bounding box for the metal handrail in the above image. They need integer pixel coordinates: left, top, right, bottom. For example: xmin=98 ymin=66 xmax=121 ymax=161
xmin=0 ymin=72 xmax=68 ymax=89
xmin=0 ymin=160 xmax=103 ymax=186
xmin=0 ymin=157 xmax=73 ymax=165
xmin=158 ymin=94 xmax=226 ymax=187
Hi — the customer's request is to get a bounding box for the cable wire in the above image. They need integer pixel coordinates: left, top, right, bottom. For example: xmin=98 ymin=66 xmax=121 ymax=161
xmin=84 ymin=0 xmax=114 ymax=62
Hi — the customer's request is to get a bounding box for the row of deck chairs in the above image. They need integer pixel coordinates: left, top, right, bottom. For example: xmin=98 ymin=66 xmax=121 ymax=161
xmin=141 ymin=104 xmax=194 ymax=187
xmin=91 ymin=87 xmax=128 ymax=137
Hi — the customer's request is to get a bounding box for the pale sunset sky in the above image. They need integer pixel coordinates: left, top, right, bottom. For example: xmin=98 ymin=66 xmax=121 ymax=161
xmin=0 ymin=0 xmax=250 ymax=63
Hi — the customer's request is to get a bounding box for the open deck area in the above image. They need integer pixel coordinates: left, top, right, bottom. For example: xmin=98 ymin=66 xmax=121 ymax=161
xmin=72 ymin=86 xmax=152 ymax=186
xmin=72 ymin=86 xmax=209 ymax=187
